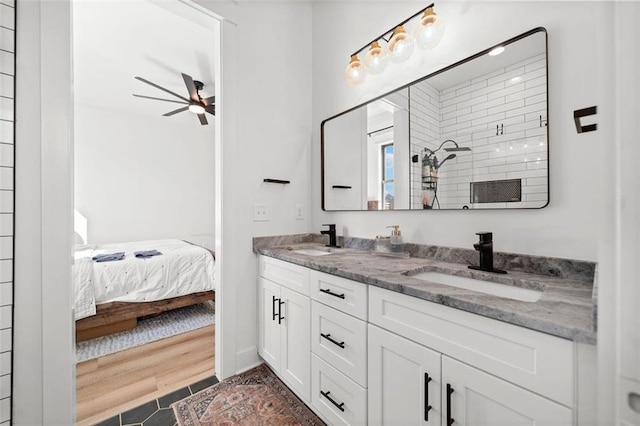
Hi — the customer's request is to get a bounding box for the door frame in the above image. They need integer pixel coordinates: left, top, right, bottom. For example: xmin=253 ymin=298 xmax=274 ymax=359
xmin=13 ymin=0 xmax=237 ymax=423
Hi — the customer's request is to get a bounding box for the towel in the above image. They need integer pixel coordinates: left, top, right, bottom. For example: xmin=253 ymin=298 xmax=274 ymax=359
xmin=134 ymin=249 xmax=163 ymax=259
xmin=92 ymin=252 xmax=125 ymax=262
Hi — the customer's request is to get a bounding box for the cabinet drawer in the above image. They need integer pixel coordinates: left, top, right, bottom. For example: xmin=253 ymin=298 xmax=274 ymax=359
xmin=310 ymin=270 xmax=367 ymax=320
xmin=311 ymin=301 xmax=367 ymax=387
xmin=259 ymin=255 xmax=310 ymax=296
xmin=311 ymin=354 xmax=367 ymax=426
xmin=369 ymin=286 xmax=574 ymax=407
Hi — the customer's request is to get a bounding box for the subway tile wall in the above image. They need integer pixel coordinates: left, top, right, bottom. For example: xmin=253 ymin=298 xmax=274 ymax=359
xmin=0 ymin=0 xmax=13 ymax=423
xmin=410 ymin=53 xmax=548 ymax=210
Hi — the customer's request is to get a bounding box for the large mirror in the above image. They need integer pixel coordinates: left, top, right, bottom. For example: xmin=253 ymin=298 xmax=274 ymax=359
xmin=322 ymin=28 xmax=548 ymax=211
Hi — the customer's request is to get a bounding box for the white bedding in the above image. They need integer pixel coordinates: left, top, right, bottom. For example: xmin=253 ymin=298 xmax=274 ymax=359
xmin=73 ymin=239 xmax=215 ymax=320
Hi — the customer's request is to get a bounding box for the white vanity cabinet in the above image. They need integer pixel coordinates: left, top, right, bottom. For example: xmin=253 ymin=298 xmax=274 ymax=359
xmin=368 ymin=285 xmax=574 ymax=426
xmin=258 ymin=256 xmax=311 ymax=402
xmin=257 ymin=255 xmax=584 ymax=426
xmin=368 ymin=324 xmax=442 ymax=425
xmin=309 ymin=270 xmax=369 ymax=425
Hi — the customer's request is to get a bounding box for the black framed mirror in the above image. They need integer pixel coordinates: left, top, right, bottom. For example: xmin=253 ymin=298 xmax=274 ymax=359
xmin=321 ymin=27 xmax=548 ymax=211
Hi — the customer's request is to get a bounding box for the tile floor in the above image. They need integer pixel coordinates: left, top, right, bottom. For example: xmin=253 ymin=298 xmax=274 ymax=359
xmin=94 ymin=375 xmax=219 ymax=426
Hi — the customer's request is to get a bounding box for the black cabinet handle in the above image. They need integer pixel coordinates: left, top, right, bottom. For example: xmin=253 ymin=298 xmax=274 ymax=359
xmin=278 ymin=299 xmax=285 ymax=324
xmin=321 ymin=333 xmax=345 ymax=349
xmin=424 ymin=373 xmax=433 ymax=421
xmin=272 ymin=296 xmax=278 ymax=321
xmin=320 ymin=390 xmax=345 ymax=412
xmin=446 ymin=383 xmax=455 ymax=425
xmin=319 ymin=288 xmax=345 ymax=299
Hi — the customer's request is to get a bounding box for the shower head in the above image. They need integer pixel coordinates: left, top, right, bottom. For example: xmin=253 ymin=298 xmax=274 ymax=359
xmin=444 ymin=146 xmax=471 ymax=152
xmin=437 ymin=153 xmax=457 ymax=169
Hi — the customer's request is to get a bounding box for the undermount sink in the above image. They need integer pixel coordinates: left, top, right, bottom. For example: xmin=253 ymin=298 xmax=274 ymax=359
xmin=291 ymin=248 xmax=334 ymax=256
xmin=410 ymin=271 xmax=542 ymax=302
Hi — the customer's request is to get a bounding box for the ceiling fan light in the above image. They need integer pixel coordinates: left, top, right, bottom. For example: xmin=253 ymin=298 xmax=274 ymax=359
xmin=189 ymin=103 xmax=205 ymax=114
xmin=388 ymin=26 xmax=414 ymax=63
xmin=345 ymin=54 xmax=367 ymax=86
xmin=414 ymin=7 xmax=445 ymax=49
xmin=363 ymin=41 xmax=388 ymax=75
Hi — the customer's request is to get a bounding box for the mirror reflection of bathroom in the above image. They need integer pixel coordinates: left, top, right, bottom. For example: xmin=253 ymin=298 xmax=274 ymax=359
xmin=366 ymin=91 xmax=409 ymax=210
xmin=322 ymin=28 xmax=548 ymax=211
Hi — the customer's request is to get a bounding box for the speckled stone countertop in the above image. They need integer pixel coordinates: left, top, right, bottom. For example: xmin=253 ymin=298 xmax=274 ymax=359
xmin=254 ymin=234 xmax=597 ymax=344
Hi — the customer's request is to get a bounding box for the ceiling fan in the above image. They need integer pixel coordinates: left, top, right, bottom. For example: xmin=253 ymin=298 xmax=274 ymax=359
xmin=133 ymin=73 xmax=215 ymax=125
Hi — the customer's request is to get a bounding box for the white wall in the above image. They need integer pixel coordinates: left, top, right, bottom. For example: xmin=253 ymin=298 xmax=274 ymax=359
xmin=196 ymin=0 xmax=313 ymax=377
xmin=73 ymin=0 xmax=216 ymax=247
xmin=312 ymin=1 xmax=614 ymax=261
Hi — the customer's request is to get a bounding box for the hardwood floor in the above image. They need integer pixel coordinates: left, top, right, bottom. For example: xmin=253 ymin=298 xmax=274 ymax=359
xmin=76 ymin=325 xmax=215 ymax=426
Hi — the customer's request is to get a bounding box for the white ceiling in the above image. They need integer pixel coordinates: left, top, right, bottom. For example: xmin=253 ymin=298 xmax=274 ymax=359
xmin=73 ymin=0 xmax=217 ymax=122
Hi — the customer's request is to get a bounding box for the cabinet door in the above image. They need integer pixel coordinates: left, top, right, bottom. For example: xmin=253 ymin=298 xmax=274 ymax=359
xmin=368 ymin=324 xmax=442 ymax=426
xmin=280 ymin=286 xmax=311 ymax=402
xmin=442 ymin=356 xmax=572 ymax=426
xmin=258 ymin=277 xmax=281 ymax=368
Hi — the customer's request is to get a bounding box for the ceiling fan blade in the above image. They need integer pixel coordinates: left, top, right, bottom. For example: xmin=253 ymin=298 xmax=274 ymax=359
xmin=163 ymin=106 xmax=189 ymax=117
xmin=182 ymin=73 xmax=199 ymax=102
xmin=135 ymin=76 xmax=190 ymax=103
xmin=132 ymin=94 xmax=187 ymax=105
xmin=202 ymin=95 xmax=215 ymax=106
xmin=197 ymin=113 xmax=208 ymax=125
xmin=205 ymin=104 xmax=215 ymax=116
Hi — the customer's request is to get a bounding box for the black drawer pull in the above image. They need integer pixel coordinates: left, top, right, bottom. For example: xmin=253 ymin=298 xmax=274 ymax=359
xmin=272 ymin=296 xmax=278 ymax=321
xmin=278 ymin=300 xmax=285 ymax=324
xmin=321 ymin=333 xmax=345 ymax=349
xmin=424 ymin=372 xmax=433 ymax=421
xmin=446 ymin=383 xmax=455 ymax=425
xmin=319 ymin=288 xmax=345 ymax=299
xmin=320 ymin=390 xmax=345 ymax=412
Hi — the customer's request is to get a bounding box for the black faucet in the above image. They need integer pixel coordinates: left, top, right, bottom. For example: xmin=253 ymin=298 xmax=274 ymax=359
xmin=321 ymin=224 xmax=340 ymax=248
xmin=468 ymin=232 xmax=507 ymax=274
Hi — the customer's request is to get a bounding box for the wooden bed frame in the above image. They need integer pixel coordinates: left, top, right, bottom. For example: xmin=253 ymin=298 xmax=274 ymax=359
xmin=76 ymin=290 xmax=215 ymax=342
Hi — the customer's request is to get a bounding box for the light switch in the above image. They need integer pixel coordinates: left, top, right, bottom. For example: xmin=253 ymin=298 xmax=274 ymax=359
xmin=253 ymin=204 xmax=269 ymax=222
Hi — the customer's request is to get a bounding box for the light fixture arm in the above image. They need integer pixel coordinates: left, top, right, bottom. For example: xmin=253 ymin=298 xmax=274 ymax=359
xmin=350 ymin=3 xmax=435 ymax=57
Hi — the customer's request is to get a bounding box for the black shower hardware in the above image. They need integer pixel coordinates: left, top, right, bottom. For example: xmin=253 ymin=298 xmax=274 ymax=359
xmin=468 ymin=232 xmax=507 ymax=274
xmin=321 ymin=224 xmax=340 ymax=248
xmin=437 ymin=153 xmax=457 ymax=169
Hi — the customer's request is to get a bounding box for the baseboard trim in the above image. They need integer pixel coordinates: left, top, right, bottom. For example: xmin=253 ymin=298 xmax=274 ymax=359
xmin=235 ymin=346 xmax=261 ymax=374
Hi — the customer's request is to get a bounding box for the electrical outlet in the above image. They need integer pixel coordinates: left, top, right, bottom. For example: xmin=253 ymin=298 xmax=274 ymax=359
xmin=295 ymin=204 xmax=304 ymax=220
xmin=253 ymin=204 xmax=269 ymax=222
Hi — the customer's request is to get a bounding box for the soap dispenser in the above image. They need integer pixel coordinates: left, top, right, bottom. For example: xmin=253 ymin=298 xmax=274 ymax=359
xmin=387 ymin=225 xmax=404 ymax=253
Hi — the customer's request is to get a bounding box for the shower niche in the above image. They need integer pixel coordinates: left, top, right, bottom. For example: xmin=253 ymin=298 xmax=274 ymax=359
xmin=321 ymin=28 xmax=548 ymax=211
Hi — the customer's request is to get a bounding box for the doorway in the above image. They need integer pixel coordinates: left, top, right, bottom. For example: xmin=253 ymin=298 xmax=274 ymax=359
xmin=71 ymin=1 xmax=220 ymax=423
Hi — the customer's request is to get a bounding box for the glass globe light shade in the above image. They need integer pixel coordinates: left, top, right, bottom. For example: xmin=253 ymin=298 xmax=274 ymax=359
xmin=414 ymin=8 xmax=446 ymax=49
xmin=388 ymin=26 xmax=415 ymax=63
xmin=363 ymin=41 xmax=388 ymax=75
xmin=344 ymin=54 xmax=367 ymax=86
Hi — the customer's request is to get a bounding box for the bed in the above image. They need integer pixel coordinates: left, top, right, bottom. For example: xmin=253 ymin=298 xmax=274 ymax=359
xmin=73 ymin=239 xmax=215 ymax=341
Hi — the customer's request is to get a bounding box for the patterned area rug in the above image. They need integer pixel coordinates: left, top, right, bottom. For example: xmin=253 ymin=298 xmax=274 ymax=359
xmin=76 ymin=301 xmax=215 ymax=363
xmin=172 ymin=364 xmax=325 ymax=426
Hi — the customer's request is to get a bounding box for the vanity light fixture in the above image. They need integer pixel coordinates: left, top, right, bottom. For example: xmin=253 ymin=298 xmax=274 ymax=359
xmin=414 ymin=7 xmax=446 ymax=49
xmin=344 ymin=3 xmax=444 ymax=86
xmin=345 ymin=54 xmax=367 ymax=86
xmin=363 ymin=42 xmax=388 ymax=75
xmin=388 ymin=26 xmax=415 ymax=63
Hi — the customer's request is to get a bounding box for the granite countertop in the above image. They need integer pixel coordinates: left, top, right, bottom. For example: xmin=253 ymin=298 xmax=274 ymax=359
xmin=254 ymin=236 xmax=597 ymax=345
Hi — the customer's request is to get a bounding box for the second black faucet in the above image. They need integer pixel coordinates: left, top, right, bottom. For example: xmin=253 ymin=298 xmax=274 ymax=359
xmin=468 ymin=232 xmax=507 ymax=274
